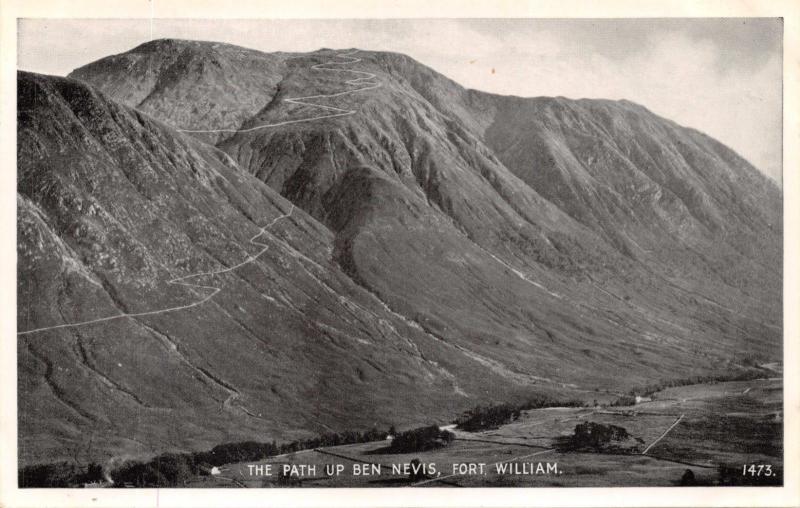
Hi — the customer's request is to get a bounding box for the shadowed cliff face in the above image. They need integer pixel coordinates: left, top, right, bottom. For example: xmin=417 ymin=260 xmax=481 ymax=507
xmin=17 ymin=40 xmax=780 ymax=464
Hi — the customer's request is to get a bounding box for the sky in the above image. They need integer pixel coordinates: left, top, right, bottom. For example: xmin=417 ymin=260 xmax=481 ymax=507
xmin=18 ymin=18 xmax=783 ymax=184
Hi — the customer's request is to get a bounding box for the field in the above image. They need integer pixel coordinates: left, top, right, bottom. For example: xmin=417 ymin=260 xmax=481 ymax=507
xmin=188 ymin=378 xmax=782 ymax=487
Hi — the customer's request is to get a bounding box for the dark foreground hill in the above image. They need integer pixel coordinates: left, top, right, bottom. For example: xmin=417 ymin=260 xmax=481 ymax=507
xmin=16 ymin=40 xmax=780 ymax=465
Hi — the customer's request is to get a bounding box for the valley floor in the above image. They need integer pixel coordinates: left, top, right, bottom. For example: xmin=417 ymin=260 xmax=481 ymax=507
xmin=189 ymin=378 xmax=782 ymax=488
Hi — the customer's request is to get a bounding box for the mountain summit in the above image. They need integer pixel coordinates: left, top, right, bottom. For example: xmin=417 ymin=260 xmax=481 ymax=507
xmin=18 ymin=40 xmax=780 ymax=463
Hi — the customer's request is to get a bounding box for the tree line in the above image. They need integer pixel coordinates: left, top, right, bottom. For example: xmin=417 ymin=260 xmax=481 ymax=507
xmin=456 ymin=396 xmax=586 ymax=432
xmin=20 ymin=427 xmax=390 ymax=488
xmin=609 ymin=369 xmax=769 ymax=406
xmin=385 ymin=425 xmax=454 ymax=453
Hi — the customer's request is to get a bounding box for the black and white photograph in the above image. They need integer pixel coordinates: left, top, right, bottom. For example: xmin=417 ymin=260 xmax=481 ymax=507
xmin=2 ymin=1 xmax=798 ymax=506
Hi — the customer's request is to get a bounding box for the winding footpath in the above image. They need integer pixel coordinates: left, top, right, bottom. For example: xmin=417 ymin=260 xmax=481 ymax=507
xmin=20 ymin=50 xmax=380 ymax=336
xmin=18 ymin=206 xmax=294 ymax=335
xmin=176 ymin=49 xmax=381 ymax=134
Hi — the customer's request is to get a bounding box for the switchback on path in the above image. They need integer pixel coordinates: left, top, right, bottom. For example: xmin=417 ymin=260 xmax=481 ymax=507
xmin=176 ymin=50 xmax=381 ymax=134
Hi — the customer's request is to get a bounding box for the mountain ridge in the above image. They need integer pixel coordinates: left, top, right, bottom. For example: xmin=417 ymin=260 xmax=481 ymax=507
xmin=16 ymin=41 xmax=781 ymax=464
xmin=18 ymin=70 xmax=509 ymax=464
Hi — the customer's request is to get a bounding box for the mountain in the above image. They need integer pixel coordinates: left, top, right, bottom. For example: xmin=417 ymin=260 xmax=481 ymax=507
xmin=17 ymin=70 xmax=501 ymax=465
xmin=17 ymin=40 xmax=780 ymax=464
xmin=68 ymin=39 xmax=288 ymax=145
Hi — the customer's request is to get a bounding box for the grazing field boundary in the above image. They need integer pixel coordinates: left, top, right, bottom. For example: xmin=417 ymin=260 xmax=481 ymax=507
xmin=453 ymin=437 xmax=550 ymax=450
xmin=642 ymin=414 xmax=684 ymax=455
xmin=643 ymin=454 xmax=717 ymax=469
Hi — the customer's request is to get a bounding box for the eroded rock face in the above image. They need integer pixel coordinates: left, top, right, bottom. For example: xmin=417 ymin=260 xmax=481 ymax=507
xmin=17 ymin=41 xmax=780 ymax=464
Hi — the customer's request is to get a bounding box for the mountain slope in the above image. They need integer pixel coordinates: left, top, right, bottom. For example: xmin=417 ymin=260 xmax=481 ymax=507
xmin=69 ymin=39 xmax=288 ymax=145
xmin=18 ymin=41 xmax=781 ymax=463
xmin=369 ymin=52 xmax=782 ymax=323
xmin=69 ymin=41 xmax=783 ymax=375
xmin=480 ymin=96 xmax=781 ymax=314
xmin=17 ymin=70 xmax=531 ymax=465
